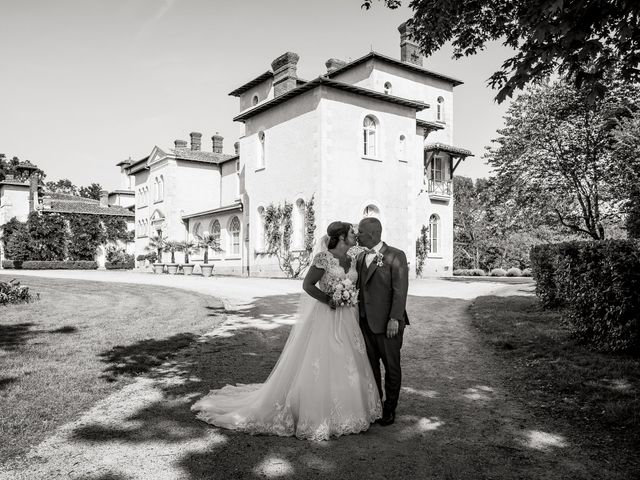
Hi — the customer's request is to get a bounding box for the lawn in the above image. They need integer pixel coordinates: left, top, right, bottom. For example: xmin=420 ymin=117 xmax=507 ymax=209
xmin=470 ymin=294 xmax=640 ymax=469
xmin=0 ymin=274 xmax=225 ymax=462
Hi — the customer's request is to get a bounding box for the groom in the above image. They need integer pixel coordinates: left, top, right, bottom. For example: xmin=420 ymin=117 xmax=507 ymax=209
xmin=356 ymin=217 xmax=409 ymax=426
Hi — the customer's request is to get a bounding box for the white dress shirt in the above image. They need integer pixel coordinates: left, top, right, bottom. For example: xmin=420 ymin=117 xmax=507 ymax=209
xmin=365 ymin=241 xmax=383 ymax=268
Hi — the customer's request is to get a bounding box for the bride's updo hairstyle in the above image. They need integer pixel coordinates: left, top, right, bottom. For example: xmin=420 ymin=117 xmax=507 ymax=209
xmin=326 ymin=221 xmax=352 ymax=249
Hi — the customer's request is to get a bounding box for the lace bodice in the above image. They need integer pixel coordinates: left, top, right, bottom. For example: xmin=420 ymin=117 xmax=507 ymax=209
xmin=311 ymin=250 xmax=358 ymax=293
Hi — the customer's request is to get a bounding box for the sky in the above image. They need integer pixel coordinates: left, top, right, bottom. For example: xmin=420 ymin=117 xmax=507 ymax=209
xmin=1 ymin=0 xmax=515 ymax=190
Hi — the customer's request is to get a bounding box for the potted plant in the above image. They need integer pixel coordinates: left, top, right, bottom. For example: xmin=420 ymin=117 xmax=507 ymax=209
xmin=164 ymin=240 xmax=181 ymax=274
xmin=147 ymin=234 xmax=167 ymax=274
xmin=196 ymin=233 xmax=223 ymax=277
xmin=180 ymin=240 xmax=196 ymax=275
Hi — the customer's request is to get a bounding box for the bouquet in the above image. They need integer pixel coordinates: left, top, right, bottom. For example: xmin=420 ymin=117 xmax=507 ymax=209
xmin=328 ymin=278 xmax=359 ymax=308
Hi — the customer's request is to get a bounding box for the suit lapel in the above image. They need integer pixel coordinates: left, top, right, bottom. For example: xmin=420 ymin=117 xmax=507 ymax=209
xmin=364 ymin=243 xmax=388 ymax=285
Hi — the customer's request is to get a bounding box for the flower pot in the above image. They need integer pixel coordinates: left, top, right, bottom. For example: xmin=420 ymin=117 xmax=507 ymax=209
xmin=201 ymin=264 xmax=214 ymax=277
xmin=166 ymin=264 xmax=179 ymax=274
xmin=153 ymin=263 xmax=165 ymax=274
xmin=182 ymin=264 xmax=194 ymax=275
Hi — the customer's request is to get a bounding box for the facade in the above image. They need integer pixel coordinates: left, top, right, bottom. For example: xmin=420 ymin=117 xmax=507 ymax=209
xmin=124 ymin=22 xmax=472 ymax=277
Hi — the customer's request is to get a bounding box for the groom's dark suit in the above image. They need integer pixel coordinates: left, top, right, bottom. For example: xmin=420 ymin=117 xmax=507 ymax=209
xmin=357 ymin=242 xmax=409 ymax=415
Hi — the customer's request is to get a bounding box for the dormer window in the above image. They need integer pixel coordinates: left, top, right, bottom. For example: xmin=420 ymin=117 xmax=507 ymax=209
xmin=384 ymin=82 xmax=392 ymax=95
xmin=436 ymin=96 xmax=445 ymax=122
xmin=252 ymin=94 xmax=259 ymax=106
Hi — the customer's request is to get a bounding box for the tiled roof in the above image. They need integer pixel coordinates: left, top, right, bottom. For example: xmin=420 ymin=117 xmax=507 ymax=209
xmin=424 ymin=142 xmax=473 ymax=157
xmin=0 ymin=179 xmax=29 ymax=187
xmin=170 ymin=148 xmax=236 ymax=165
xmin=234 ymin=76 xmax=429 ymax=122
xmin=182 ymin=201 xmax=243 ymax=220
xmin=326 ymin=51 xmax=464 ymax=86
xmin=416 ymin=119 xmax=445 ymax=131
xmin=228 ymin=71 xmax=274 ymax=97
xmin=42 ymin=194 xmax=134 ymax=217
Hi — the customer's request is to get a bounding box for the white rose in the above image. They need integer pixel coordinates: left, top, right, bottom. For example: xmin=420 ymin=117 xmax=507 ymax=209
xmin=342 ymin=291 xmax=350 ymax=300
xmin=343 ymin=279 xmax=352 ymax=287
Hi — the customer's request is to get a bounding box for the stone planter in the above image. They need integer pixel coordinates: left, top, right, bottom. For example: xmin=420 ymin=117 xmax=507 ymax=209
xmin=166 ymin=264 xmax=179 ymax=275
xmin=153 ymin=263 xmax=165 ymax=274
xmin=200 ymin=264 xmax=214 ymax=277
xmin=182 ymin=264 xmax=195 ymax=275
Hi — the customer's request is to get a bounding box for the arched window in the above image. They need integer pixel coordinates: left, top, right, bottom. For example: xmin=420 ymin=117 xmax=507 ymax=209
xmin=257 ymin=131 xmax=265 ymax=169
xmin=252 ymin=94 xmax=259 ymax=106
xmin=229 ymin=216 xmax=241 ymax=255
xmin=384 ymin=81 xmax=392 ymax=95
xmin=153 ymin=178 xmax=158 ymax=202
xmin=429 ymin=214 xmax=440 ymax=254
xmin=436 ymin=96 xmax=444 ymax=122
xmin=210 ymin=219 xmax=221 ymax=254
xmin=256 ymin=206 xmax=266 ymax=251
xmin=398 ymin=135 xmax=406 ymax=161
xmin=292 ymin=199 xmax=305 ymax=249
xmin=363 ymin=116 xmax=377 ymax=157
xmin=144 ymin=219 xmax=149 ymax=237
xmin=362 ymin=204 xmax=380 ymax=218
xmin=193 ymin=222 xmax=202 ymax=239
xmin=158 ymin=175 xmax=164 ymax=201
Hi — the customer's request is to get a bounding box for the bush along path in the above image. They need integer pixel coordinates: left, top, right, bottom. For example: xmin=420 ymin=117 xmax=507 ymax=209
xmin=1 ymin=281 xmax=629 ymax=480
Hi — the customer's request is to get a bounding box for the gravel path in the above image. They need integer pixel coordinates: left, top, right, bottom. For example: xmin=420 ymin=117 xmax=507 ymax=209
xmin=1 ymin=274 xmax=600 ymax=479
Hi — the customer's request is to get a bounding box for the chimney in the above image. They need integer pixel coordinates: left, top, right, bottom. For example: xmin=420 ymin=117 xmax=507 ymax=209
xmin=398 ymin=21 xmax=423 ymax=66
xmin=99 ymin=190 xmax=109 ymax=207
xmin=325 ymin=58 xmax=347 ymax=73
xmin=189 ymin=132 xmax=202 ymax=151
xmin=212 ymin=132 xmax=223 ymax=154
xmin=271 ymin=52 xmax=299 ymax=97
xmin=28 ymin=175 xmax=38 ymax=213
xmin=234 ymin=141 xmax=240 ymax=156
xmin=174 ymin=139 xmax=188 ymax=149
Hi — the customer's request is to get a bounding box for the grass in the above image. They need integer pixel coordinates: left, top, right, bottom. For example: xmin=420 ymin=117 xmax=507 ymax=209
xmin=0 ymin=274 xmax=225 ymax=462
xmin=470 ymin=294 xmax=640 ymax=456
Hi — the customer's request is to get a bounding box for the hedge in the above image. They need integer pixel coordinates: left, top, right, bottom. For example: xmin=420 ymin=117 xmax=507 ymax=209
xmin=531 ymin=240 xmax=640 ymax=354
xmin=2 ymin=260 xmax=98 ymax=270
xmin=105 ymin=261 xmax=135 ymax=270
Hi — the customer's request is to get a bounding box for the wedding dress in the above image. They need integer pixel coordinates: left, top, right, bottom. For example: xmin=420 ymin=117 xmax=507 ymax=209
xmin=191 ymin=248 xmax=382 ymax=441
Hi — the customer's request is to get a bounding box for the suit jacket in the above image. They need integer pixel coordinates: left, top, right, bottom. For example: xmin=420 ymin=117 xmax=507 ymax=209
xmin=357 ymin=242 xmax=410 ymax=334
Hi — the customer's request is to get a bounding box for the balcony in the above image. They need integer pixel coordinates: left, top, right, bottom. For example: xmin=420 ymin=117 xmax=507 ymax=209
xmin=427 ymin=179 xmax=452 ymax=201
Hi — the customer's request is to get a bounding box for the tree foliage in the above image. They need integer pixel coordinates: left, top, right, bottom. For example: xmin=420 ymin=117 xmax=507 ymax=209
xmin=195 ymin=233 xmax=223 ymax=264
xmin=363 ymin=0 xmax=640 ymax=103
xmin=414 ymin=225 xmax=429 ymax=277
xmin=485 ymin=79 xmax=640 ymax=240
xmin=79 ymin=183 xmax=103 ymax=200
xmin=65 ymin=214 xmax=105 ymax=261
xmin=45 ymin=178 xmax=78 ymax=195
xmin=25 ymin=212 xmax=68 ymax=261
xmin=0 ymin=154 xmax=45 ymax=182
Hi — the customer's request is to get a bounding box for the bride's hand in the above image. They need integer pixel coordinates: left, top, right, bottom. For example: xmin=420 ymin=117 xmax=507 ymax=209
xmin=328 ymin=298 xmax=337 ymax=310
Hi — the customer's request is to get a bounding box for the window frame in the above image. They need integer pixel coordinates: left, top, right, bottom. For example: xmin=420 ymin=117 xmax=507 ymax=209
xmin=363 ymin=115 xmax=378 ymax=158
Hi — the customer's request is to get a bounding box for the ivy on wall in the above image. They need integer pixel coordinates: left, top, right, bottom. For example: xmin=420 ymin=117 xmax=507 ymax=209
xmin=26 ymin=212 xmax=68 ymax=261
xmin=262 ymin=195 xmax=316 ymax=278
xmin=102 ymin=215 xmax=130 ymax=242
xmin=65 ymin=214 xmax=106 ymax=261
xmin=415 ymin=224 xmax=430 ymax=277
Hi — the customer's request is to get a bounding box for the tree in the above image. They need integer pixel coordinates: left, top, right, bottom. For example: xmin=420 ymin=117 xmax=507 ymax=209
xmin=0 ymin=154 xmax=45 ymax=182
xmin=179 ymin=240 xmax=196 ymax=264
xmin=79 ymin=183 xmax=103 ymax=200
xmin=363 ymin=0 xmax=640 ymax=103
xmin=146 ymin=234 xmax=167 ymax=262
xmin=196 ymin=233 xmax=223 ymax=264
xmin=4 ymin=222 xmax=31 ymax=261
xmin=163 ymin=240 xmax=181 ymax=264
xmin=611 ymin=108 xmax=640 ymax=237
xmin=453 ymin=176 xmax=492 ymax=269
xmin=45 ymin=178 xmax=78 ymax=195
xmin=485 ymin=79 xmax=640 ymax=240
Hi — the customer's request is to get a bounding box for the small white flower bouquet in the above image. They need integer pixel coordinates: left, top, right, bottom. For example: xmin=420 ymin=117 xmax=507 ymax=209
xmin=329 ymin=278 xmax=359 ymax=307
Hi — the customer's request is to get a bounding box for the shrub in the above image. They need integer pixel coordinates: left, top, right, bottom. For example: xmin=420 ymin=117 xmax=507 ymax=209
xmin=490 ymin=268 xmax=507 ymax=277
xmin=105 ymin=245 xmax=133 ymax=264
xmin=522 ymin=268 xmax=532 ymax=277
xmin=530 ymin=244 xmax=562 ymax=308
xmin=26 ymin=212 xmax=68 ymax=260
xmin=453 ymin=269 xmax=469 ymax=276
xmin=554 ymin=240 xmax=640 ymax=354
xmin=470 ymin=269 xmax=486 ymax=276
xmin=105 ymin=261 xmax=135 ymax=270
xmin=0 ymin=278 xmax=33 ymax=306
xmin=506 ymin=267 xmax=522 ymax=277
xmin=2 ymin=260 xmax=98 ymax=270
xmin=66 ymin=214 xmax=105 ymax=260
xmin=4 ymin=223 xmax=31 ymax=261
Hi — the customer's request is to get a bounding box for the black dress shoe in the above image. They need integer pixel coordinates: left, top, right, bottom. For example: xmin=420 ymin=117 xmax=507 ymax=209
xmin=378 ymin=411 xmax=395 ymax=426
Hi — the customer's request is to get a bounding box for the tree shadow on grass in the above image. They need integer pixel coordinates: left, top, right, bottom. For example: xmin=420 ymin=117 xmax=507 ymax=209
xmin=0 ymin=376 xmax=18 ymax=390
xmin=67 ymin=294 xmax=600 ymax=480
xmin=0 ymin=323 xmax=78 ymax=350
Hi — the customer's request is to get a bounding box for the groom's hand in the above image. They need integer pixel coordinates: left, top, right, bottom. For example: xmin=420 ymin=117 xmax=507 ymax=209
xmin=386 ymin=318 xmax=400 ymax=338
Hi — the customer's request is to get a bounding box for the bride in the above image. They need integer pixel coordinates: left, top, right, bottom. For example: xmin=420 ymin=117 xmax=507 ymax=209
xmin=191 ymin=221 xmax=382 ymax=440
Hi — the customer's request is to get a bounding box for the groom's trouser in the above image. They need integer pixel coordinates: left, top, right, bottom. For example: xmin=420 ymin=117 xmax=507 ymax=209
xmin=359 ymin=317 xmax=403 ymax=413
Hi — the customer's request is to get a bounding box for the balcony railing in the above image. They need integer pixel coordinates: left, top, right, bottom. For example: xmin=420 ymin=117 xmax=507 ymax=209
xmin=427 ymin=179 xmax=452 ymax=198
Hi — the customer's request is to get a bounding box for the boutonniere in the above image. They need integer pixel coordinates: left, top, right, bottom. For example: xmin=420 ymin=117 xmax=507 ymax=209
xmin=374 ymin=252 xmax=384 ymax=267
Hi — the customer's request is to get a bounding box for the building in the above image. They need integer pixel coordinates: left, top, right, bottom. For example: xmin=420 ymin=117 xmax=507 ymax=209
xmin=126 ymin=22 xmax=472 ymax=277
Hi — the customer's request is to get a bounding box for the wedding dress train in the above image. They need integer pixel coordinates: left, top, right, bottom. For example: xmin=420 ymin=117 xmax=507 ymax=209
xmin=191 ymin=250 xmax=382 ymax=440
